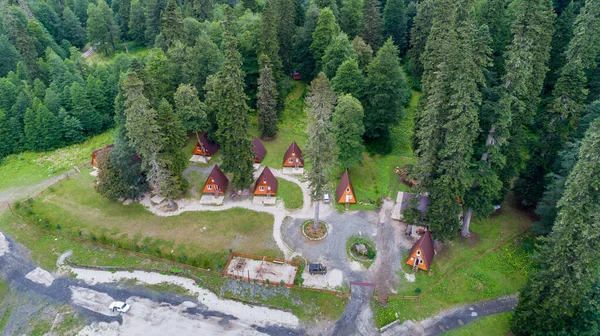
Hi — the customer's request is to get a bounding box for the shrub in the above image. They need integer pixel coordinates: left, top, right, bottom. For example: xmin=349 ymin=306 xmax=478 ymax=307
xmin=414 ymin=287 xmax=422 ymax=295
xmin=374 ymin=197 xmax=383 ymax=208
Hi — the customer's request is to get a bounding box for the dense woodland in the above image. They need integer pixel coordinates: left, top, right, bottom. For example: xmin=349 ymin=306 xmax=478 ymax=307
xmin=1 ymin=0 xmax=600 ymax=334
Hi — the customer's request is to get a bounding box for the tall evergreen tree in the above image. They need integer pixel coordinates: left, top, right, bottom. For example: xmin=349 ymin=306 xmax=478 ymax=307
xmin=0 ymin=36 xmax=21 ymax=77
xmin=511 ymin=118 xmax=600 ymax=335
xmin=145 ymin=0 xmax=164 ymax=45
xmin=62 ymin=7 xmax=87 ymax=48
xmin=311 ymin=7 xmax=341 ymax=71
xmin=407 ymin=0 xmax=434 ymax=78
xmin=118 ymin=0 xmax=131 ymax=39
xmin=259 ymin=0 xmax=282 ymax=77
xmin=383 ymin=0 xmax=407 ymax=55
xmin=87 ymin=0 xmax=118 ymax=56
xmin=257 ymin=55 xmax=279 ymax=138
xmin=276 ymin=0 xmax=296 ymax=74
xmin=362 ymin=0 xmax=383 ymax=50
xmin=70 ymin=82 xmax=102 ymax=134
xmin=161 ymin=0 xmax=184 ymax=48
xmin=174 ymin=83 xmax=207 ymax=142
xmin=74 ymin=0 xmax=89 ymax=24
xmin=351 ymin=35 xmax=373 ymax=70
xmin=340 ymin=0 xmax=363 ymax=40
xmin=544 ymin=0 xmax=578 ymax=93
xmin=331 ymin=58 xmax=365 ymax=100
xmin=474 ymin=0 xmax=511 ymax=79
xmin=333 ymin=94 xmax=364 ymax=167
xmin=144 ymin=48 xmax=176 ymax=105
xmin=128 ymin=0 xmax=146 ymax=43
xmin=305 ymin=72 xmax=337 ymax=230
xmin=364 ymin=38 xmax=408 ymax=152
xmin=191 ymin=0 xmax=212 ymax=21
xmin=321 ymin=32 xmax=357 ymax=79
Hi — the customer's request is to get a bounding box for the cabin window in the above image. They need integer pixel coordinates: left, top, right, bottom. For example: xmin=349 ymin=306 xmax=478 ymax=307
xmin=207 ymin=185 xmax=212 ymax=190
xmin=267 ymin=186 xmax=271 ymax=191
xmin=346 ymin=188 xmax=350 ymax=192
xmin=288 ymin=158 xmax=293 ymax=163
xmin=419 ymin=260 xmax=423 ymax=264
xmin=259 ymin=186 xmax=264 ymax=191
xmin=416 ymin=250 xmax=421 ymax=256
xmin=263 ymin=180 xmax=267 ymax=184
xmin=292 ymin=152 xmax=295 ymax=156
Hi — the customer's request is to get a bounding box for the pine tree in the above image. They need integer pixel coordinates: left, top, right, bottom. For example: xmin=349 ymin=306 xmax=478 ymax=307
xmin=70 ymin=82 xmax=102 ymax=134
xmin=331 ymin=58 xmax=365 ymax=100
xmin=351 ymin=36 xmax=373 ymax=70
xmin=333 ymin=94 xmax=364 ymax=167
xmin=362 ymin=0 xmax=383 ymax=50
xmin=94 ymin=149 xmax=126 ymax=200
xmin=340 ymin=0 xmax=363 ymax=40
xmin=144 ymin=48 xmax=176 ymax=105
xmin=161 ymin=0 xmax=183 ymax=48
xmin=4 ymin=7 xmax=42 ymax=80
xmin=187 ymin=34 xmax=222 ymax=96
xmin=511 ymin=118 xmax=600 ymax=335
xmin=305 ymin=72 xmax=337 ymax=230
xmin=474 ymin=0 xmax=511 ymax=79
xmin=257 ymin=55 xmax=279 ymax=138
xmin=322 ymin=32 xmax=357 ymax=79
xmin=191 ymin=0 xmax=212 ymax=21
xmin=62 ymin=7 xmax=86 ymax=48
xmin=118 ymin=0 xmax=131 ymax=39
xmin=58 ymin=108 xmax=84 ymax=144
xmin=407 ymin=0 xmax=434 ymax=78
xmin=311 ymin=7 xmax=341 ymax=70
xmin=87 ymin=0 xmax=118 ymax=56
xmin=545 ymin=1 xmax=578 ymax=92
xmin=259 ymin=0 xmax=282 ymax=77
xmin=383 ymin=0 xmax=407 ymax=55
xmin=0 ymin=36 xmax=20 ymax=77
xmin=276 ymin=0 xmax=296 ymax=74
xmin=293 ymin=4 xmax=320 ymax=80
xmin=207 ymin=11 xmax=255 ymax=190
xmin=156 ymin=99 xmax=188 ymax=202
xmin=242 ymin=0 xmax=258 ymax=12
xmin=174 ymin=84 xmax=208 ymax=140
xmin=128 ymin=0 xmax=146 ymax=43
xmin=86 ymin=74 xmax=110 ymax=127
xmin=74 ymin=0 xmax=89 ymax=24
xmin=364 ymin=38 xmax=408 ymax=151
xmin=145 ymin=0 xmax=163 ymax=45
xmin=0 ymin=110 xmax=16 ymax=159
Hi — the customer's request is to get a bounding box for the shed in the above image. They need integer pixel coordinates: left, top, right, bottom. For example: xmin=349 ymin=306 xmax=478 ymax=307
xmin=193 ymin=133 xmax=220 ymax=156
xmin=405 ymin=231 xmax=435 ymax=271
xmin=283 ymin=141 xmax=303 ymax=168
xmin=202 ymin=165 xmax=229 ymax=195
xmin=251 ymin=137 xmax=267 ymax=163
xmin=336 ymin=169 xmax=356 ymax=204
xmin=254 ymin=167 xmax=278 ymax=196
xmin=293 ymin=70 xmax=301 ymax=81
xmin=91 ymin=144 xmax=115 ymax=167
xmin=394 ymin=192 xmax=430 ymax=220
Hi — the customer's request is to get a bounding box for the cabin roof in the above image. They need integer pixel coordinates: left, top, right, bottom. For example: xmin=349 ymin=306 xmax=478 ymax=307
xmin=199 ymin=133 xmax=220 ymax=154
xmin=255 ymin=167 xmax=278 ymax=193
xmin=398 ymin=192 xmax=430 ymax=215
xmin=206 ymin=165 xmax=229 ymax=190
xmin=408 ymin=231 xmax=435 ymax=269
xmin=93 ymin=144 xmax=115 ymax=156
xmin=335 ymin=169 xmax=354 ymax=201
xmin=284 ymin=141 xmax=302 ymax=159
xmin=251 ymin=137 xmax=267 ymax=162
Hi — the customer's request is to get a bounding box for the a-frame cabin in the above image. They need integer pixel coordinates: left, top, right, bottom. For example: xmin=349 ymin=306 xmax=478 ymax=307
xmin=202 ymin=165 xmax=229 ymax=196
xmin=336 ymin=169 xmax=356 ymax=204
xmin=193 ymin=133 xmax=220 ymax=156
xmin=283 ymin=141 xmax=304 ymax=168
xmin=405 ymin=231 xmax=435 ymax=271
xmin=254 ymin=167 xmax=278 ymax=197
xmin=91 ymin=144 xmax=115 ymax=167
xmin=252 ymin=137 xmax=267 ymax=163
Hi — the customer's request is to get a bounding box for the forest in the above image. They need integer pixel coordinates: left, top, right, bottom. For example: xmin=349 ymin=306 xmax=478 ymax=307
xmin=0 ymin=0 xmax=599 ymax=334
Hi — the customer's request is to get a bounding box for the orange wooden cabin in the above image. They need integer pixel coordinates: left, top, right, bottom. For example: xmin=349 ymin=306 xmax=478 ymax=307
xmin=405 ymin=231 xmax=435 ymax=271
xmin=91 ymin=144 xmax=115 ymax=167
xmin=283 ymin=141 xmax=303 ymax=167
xmin=193 ymin=133 xmax=220 ymax=156
xmin=202 ymin=165 xmax=229 ymax=196
xmin=252 ymin=137 xmax=267 ymax=163
xmin=336 ymin=169 xmax=356 ymax=204
xmin=254 ymin=167 xmax=278 ymax=196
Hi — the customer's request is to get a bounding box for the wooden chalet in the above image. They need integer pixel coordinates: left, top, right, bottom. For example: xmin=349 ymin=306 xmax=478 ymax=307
xmin=405 ymin=231 xmax=435 ymax=271
xmin=91 ymin=144 xmax=115 ymax=167
xmin=336 ymin=169 xmax=356 ymax=204
xmin=193 ymin=133 xmax=220 ymax=156
xmin=251 ymin=137 xmax=267 ymax=163
xmin=254 ymin=167 xmax=278 ymax=197
xmin=283 ymin=141 xmax=303 ymax=168
xmin=202 ymin=165 xmax=229 ymax=196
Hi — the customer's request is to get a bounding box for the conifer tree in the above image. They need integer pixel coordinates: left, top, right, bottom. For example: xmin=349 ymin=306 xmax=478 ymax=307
xmin=62 ymin=7 xmax=87 ymax=48
xmin=331 ymin=58 xmax=365 ymax=100
xmin=128 ymin=0 xmax=146 ymax=43
xmin=333 ymin=94 xmax=364 ymax=167
xmin=74 ymin=0 xmax=89 ymax=24
xmin=259 ymin=0 xmax=282 ymax=77
xmin=191 ymin=0 xmax=212 ymax=21
xmin=206 ymin=11 xmax=255 ymax=190
xmin=58 ymin=109 xmax=84 ymax=144
xmin=276 ymin=0 xmax=296 ymax=74
xmin=322 ymin=32 xmax=357 ymax=79
xmin=351 ymin=36 xmax=373 ymax=70
xmin=161 ymin=0 xmax=183 ymax=48
xmin=0 ymin=110 xmax=15 ymax=159
xmin=257 ymin=55 xmax=279 ymax=138
xmin=118 ymin=0 xmax=131 ymax=39
xmin=94 ymin=150 xmax=125 ymax=200
xmin=156 ymin=99 xmax=188 ymax=202
xmin=362 ymin=0 xmax=383 ymax=50
xmin=311 ymin=8 xmax=341 ymax=70
xmin=511 ymin=118 xmax=600 ymax=335
xmin=407 ymin=0 xmax=434 ymax=78
xmin=174 ymin=84 xmax=207 ymax=142
xmin=340 ymin=0 xmax=363 ymax=40
xmin=242 ymin=0 xmax=258 ymax=12
xmin=86 ymin=0 xmax=118 ymax=56
xmin=145 ymin=48 xmax=176 ymax=105
xmin=70 ymin=82 xmax=101 ymax=134
xmin=145 ymin=0 xmax=163 ymax=45
xmin=305 ymin=73 xmax=337 ymax=230
xmin=187 ymin=34 xmax=222 ymax=96
xmin=383 ymin=0 xmax=407 ymax=55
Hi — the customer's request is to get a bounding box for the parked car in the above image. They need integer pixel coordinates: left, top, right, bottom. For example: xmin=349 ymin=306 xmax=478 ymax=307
xmin=109 ymin=301 xmax=131 ymax=313
xmin=323 ymin=193 xmax=331 ymax=204
xmin=309 ymin=263 xmax=327 ymax=275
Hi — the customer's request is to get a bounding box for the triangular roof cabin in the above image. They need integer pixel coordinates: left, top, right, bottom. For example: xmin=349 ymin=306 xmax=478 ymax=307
xmin=193 ymin=133 xmax=220 ymax=156
xmin=251 ymin=137 xmax=267 ymax=163
xmin=336 ymin=169 xmax=356 ymax=204
xmin=283 ymin=141 xmax=303 ymax=167
xmin=91 ymin=144 xmax=115 ymax=167
xmin=254 ymin=167 xmax=278 ymax=196
xmin=405 ymin=231 xmax=435 ymax=271
xmin=202 ymin=165 xmax=229 ymax=195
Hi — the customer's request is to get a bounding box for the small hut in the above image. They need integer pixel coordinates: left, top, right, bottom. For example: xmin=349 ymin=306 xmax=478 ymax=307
xmin=283 ymin=141 xmax=303 ymax=168
xmin=293 ymin=70 xmax=301 ymax=81
xmin=193 ymin=133 xmax=220 ymax=156
xmin=405 ymin=231 xmax=435 ymax=271
xmin=91 ymin=144 xmax=115 ymax=167
xmin=202 ymin=165 xmax=229 ymax=196
xmin=336 ymin=169 xmax=356 ymax=205
xmin=393 ymin=192 xmax=430 ymax=221
xmin=254 ymin=167 xmax=278 ymax=197
xmin=251 ymin=137 xmax=267 ymax=163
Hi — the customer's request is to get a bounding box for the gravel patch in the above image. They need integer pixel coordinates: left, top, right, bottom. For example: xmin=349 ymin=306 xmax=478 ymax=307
xmin=0 ymin=232 xmax=8 ymax=256
xmin=24 ymin=267 xmax=55 ymax=287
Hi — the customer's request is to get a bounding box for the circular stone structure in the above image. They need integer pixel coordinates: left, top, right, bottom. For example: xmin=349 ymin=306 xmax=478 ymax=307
xmin=301 ymin=220 xmax=328 ymax=241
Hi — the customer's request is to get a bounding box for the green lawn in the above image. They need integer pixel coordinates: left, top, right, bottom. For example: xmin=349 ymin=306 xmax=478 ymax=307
xmin=0 ymin=131 xmax=113 ymax=192
xmin=86 ymin=42 xmax=150 ymax=65
xmin=277 ymin=178 xmax=303 ymax=210
xmin=443 ymin=312 xmax=513 ymax=336
xmin=374 ymin=200 xmax=533 ymax=327
xmin=16 ymin=169 xmax=281 ymax=270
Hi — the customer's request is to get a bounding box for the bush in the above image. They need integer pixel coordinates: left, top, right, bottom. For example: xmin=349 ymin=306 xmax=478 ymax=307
xmin=414 ymin=287 xmax=422 ymax=295
xmin=374 ymin=197 xmax=383 ymax=208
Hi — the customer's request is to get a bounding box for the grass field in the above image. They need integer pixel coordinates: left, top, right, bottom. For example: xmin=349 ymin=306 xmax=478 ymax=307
xmin=17 ymin=169 xmax=281 ymax=270
xmin=86 ymin=42 xmax=150 ymax=65
xmin=0 ymin=132 xmax=113 ymax=192
xmin=374 ymin=199 xmax=533 ymax=327
xmin=443 ymin=312 xmax=513 ymax=335
xmin=277 ymin=178 xmax=303 ymax=210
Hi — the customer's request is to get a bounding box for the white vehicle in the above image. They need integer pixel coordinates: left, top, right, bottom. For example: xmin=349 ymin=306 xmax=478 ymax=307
xmin=323 ymin=193 xmax=331 ymax=204
xmin=109 ymin=301 xmax=131 ymax=313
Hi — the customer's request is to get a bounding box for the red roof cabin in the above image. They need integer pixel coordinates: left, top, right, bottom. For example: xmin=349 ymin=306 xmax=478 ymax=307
xmin=193 ymin=133 xmax=220 ymax=156
xmin=283 ymin=141 xmax=303 ymax=168
xmin=202 ymin=165 xmax=229 ymax=196
xmin=405 ymin=231 xmax=435 ymax=271
xmin=254 ymin=167 xmax=278 ymax=197
xmin=91 ymin=144 xmax=115 ymax=167
xmin=252 ymin=137 xmax=267 ymax=163
xmin=336 ymin=169 xmax=356 ymax=204
xmin=293 ymin=70 xmax=301 ymax=81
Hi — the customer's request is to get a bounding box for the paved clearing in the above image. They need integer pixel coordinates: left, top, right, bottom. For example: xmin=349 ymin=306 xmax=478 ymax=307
xmin=24 ymin=267 xmax=55 ymax=287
